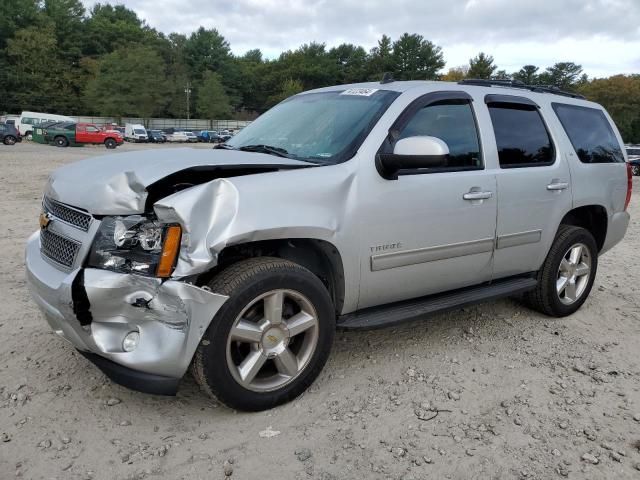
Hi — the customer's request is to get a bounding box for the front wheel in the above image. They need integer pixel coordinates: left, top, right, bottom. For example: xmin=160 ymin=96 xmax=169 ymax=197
xmin=192 ymin=257 xmax=335 ymax=411
xmin=104 ymin=138 xmax=117 ymax=149
xmin=524 ymin=225 xmax=598 ymax=317
xmin=3 ymin=136 xmax=16 ymax=145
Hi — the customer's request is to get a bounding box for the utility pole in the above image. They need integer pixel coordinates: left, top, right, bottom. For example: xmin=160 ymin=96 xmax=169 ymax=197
xmin=184 ymin=83 xmax=192 ymax=120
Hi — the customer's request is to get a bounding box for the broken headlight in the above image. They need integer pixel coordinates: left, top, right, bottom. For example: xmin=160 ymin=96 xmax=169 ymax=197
xmin=88 ymin=216 xmax=181 ymax=277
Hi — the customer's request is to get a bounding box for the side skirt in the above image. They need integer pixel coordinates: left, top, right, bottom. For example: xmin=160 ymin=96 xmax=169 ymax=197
xmin=337 ymin=275 xmax=537 ymax=330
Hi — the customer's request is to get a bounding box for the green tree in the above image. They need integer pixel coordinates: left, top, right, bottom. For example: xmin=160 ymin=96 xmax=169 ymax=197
xmin=84 ymin=45 xmax=168 ymax=118
xmin=512 ymin=65 xmax=539 ymax=84
xmin=5 ymin=25 xmax=67 ymax=112
xmin=196 ymin=71 xmax=232 ymax=120
xmin=579 ymin=75 xmax=640 ymax=143
xmin=392 ymin=33 xmax=445 ymax=80
xmin=267 ymin=78 xmax=304 ymax=107
xmin=329 ymin=44 xmax=368 ymax=84
xmin=184 ymin=27 xmax=232 ymax=81
xmin=467 ymin=52 xmax=497 ymax=79
xmin=84 ymin=4 xmax=157 ymax=56
xmin=367 ymin=34 xmax=394 ymax=79
xmin=538 ymin=62 xmax=583 ymax=90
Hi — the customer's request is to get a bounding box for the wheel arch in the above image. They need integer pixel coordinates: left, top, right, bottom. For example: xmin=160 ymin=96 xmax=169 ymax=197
xmin=197 ymin=238 xmax=346 ymax=314
xmin=559 ymin=204 xmax=608 ymax=252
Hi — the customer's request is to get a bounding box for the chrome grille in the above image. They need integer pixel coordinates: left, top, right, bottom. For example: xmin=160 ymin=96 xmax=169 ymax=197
xmin=43 ymin=197 xmax=92 ymax=231
xmin=40 ymin=229 xmax=80 ymax=268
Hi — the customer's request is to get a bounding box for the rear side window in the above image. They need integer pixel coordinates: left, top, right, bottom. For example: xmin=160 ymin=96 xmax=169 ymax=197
xmin=488 ymin=104 xmax=554 ymax=168
xmin=552 ymin=103 xmax=624 ymax=163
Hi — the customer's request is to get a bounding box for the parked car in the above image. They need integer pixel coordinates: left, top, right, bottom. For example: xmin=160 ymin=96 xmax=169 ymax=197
xmin=25 ymin=79 xmax=631 ymax=412
xmin=184 ymin=131 xmax=199 ymax=143
xmin=45 ymin=122 xmax=123 ymax=148
xmin=166 ymin=131 xmax=189 ymax=142
xmin=147 ymin=130 xmax=166 ymax=143
xmin=626 ymin=145 xmax=640 ymax=176
xmin=0 ymin=122 xmax=21 ymax=145
xmin=197 ymin=130 xmax=221 ymax=143
xmin=124 ymin=124 xmax=148 ymax=142
xmin=17 ymin=111 xmax=75 ymax=140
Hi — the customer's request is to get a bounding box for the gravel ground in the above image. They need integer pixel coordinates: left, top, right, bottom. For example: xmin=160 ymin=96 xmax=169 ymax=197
xmin=1 ymin=141 xmax=639 ymax=480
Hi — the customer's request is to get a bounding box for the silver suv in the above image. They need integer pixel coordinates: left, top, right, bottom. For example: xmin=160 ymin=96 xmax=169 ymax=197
xmin=26 ymin=80 xmax=632 ymax=411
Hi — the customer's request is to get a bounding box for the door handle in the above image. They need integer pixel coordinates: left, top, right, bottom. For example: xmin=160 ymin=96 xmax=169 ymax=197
xmin=463 ymin=191 xmax=493 ymax=201
xmin=546 ymin=181 xmax=569 ymax=191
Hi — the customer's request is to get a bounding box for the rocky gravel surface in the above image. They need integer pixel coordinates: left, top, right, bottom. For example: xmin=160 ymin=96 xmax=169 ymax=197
xmin=1 ymin=142 xmax=639 ymax=479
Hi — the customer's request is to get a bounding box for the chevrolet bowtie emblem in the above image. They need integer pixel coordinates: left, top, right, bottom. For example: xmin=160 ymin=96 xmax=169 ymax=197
xmin=39 ymin=212 xmax=52 ymax=230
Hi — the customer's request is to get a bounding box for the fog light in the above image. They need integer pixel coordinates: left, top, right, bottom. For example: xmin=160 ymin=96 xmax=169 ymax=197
xmin=122 ymin=331 xmax=140 ymax=352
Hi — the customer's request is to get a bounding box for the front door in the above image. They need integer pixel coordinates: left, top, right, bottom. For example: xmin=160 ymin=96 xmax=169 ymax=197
xmin=357 ymin=94 xmax=497 ymax=310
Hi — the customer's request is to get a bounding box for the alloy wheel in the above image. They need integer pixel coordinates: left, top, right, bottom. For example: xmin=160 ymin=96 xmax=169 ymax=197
xmin=226 ymin=289 xmax=319 ymax=392
xmin=556 ymin=243 xmax=592 ymax=305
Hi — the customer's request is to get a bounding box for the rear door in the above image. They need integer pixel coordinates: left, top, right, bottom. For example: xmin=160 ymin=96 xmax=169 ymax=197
xmin=487 ymin=96 xmax=572 ymax=279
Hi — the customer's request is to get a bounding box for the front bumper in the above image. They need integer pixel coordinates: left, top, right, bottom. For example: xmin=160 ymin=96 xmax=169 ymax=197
xmin=25 ymin=231 xmax=228 ymax=391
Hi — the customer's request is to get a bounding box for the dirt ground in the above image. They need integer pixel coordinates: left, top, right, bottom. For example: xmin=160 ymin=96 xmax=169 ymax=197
xmin=0 ymin=141 xmax=639 ymax=480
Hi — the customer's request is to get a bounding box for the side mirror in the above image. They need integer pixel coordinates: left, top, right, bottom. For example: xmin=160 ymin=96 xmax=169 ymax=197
xmin=376 ymin=136 xmax=450 ymax=180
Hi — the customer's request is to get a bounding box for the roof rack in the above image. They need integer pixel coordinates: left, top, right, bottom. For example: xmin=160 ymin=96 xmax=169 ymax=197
xmin=458 ymin=79 xmax=585 ymax=100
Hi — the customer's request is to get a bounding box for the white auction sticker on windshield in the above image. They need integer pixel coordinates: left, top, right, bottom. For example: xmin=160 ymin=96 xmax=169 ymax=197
xmin=340 ymin=88 xmax=379 ymax=96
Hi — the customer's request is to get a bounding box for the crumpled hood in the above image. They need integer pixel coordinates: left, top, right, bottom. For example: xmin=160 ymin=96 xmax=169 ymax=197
xmin=45 ymin=148 xmax=312 ymax=215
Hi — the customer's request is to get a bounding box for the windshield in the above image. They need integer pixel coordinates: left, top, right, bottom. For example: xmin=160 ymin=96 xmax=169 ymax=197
xmin=134 ymin=129 xmax=146 ymax=135
xmin=226 ymin=89 xmax=400 ymax=164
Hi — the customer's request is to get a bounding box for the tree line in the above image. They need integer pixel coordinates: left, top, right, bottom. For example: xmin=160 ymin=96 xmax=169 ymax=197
xmin=2 ymin=0 xmax=639 ymax=142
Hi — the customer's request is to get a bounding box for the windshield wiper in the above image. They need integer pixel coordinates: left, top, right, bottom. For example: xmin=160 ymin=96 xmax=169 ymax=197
xmin=213 ymin=143 xmax=234 ymax=150
xmin=237 ymin=144 xmax=291 ymax=158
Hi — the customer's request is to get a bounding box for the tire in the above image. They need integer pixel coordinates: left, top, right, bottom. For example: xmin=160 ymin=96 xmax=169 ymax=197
xmin=524 ymin=225 xmax=598 ymax=317
xmin=25 ymin=131 xmax=32 ymax=141
xmin=192 ymin=257 xmax=335 ymax=411
xmin=54 ymin=136 xmax=69 ymax=147
xmin=3 ymin=136 xmax=16 ymax=146
xmin=104 ymin=138 xmax=117 ymax=149
xmin=632 ymin=165 xmax=640 ymax=176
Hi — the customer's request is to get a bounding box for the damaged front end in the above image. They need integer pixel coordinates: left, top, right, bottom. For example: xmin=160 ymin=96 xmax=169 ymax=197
xmin=25 ymin=227 xmax=228 ymax=395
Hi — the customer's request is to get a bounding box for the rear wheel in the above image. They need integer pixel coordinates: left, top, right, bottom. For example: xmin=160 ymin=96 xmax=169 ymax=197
xmin=524 ymin=225 xmax=598 ymax=317
xmin=3 ymin=136 xmax=16 ymax=145
xmin=54 ymin=136 xmax=68 ymax=147
xmin=25 ymin=131 xmax=32 ymax=141
xmin=632 ymin=165 xmax=640 ymax=176
xmin=192 ymin=257 xmax=335 ymax=411
xmin=104 ymin=138 xmax=117 ymax=149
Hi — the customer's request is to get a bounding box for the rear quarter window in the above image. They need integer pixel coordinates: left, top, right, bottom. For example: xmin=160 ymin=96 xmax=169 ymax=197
xmin=552 ymin=103 xmax=624 ymax=163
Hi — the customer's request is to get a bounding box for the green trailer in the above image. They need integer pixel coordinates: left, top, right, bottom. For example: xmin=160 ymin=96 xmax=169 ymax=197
xmin=32 ymin=121 xmax=63 ymax=144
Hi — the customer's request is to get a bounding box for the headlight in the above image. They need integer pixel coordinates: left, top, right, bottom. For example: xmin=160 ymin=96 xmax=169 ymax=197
xmin=88 ymin=216 xmax=182 ymax=278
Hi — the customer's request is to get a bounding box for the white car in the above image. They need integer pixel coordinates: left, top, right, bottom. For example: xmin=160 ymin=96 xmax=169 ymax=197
xmin=166 ymin=131 xmax=189 ymax=142
xmin=184 ymin=131 xmax=199 ymax=143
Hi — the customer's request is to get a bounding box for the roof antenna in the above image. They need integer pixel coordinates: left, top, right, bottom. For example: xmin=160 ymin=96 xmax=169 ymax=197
xmin=380 ymin=72 xmax=394 ymax=84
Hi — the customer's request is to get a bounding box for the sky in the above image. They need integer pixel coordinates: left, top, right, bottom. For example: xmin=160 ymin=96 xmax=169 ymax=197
xmin=82 ymin=0 xmax=640 ymax=77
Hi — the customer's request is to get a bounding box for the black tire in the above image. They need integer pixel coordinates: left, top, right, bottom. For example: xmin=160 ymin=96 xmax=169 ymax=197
xmin=192 ymin=257 xmax=335 ymax=411
xmin=54 ymin=136 xmax=69 ymax=147
xmin=3 ymin=136 xmax=16 ymax=145
xmin=632 ymin=165 xmax=640 ymax=176
xmin=104 ymin=138 xmax=117 ymax=149
xmin=25 ymin=131 xmax=32 ymax=141
xmin=524 ymin=225 xmax=598 ymax=317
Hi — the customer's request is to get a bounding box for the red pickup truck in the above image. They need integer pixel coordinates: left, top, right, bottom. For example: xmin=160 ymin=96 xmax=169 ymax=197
xmin=46 ymin=123 xmax=124 ymax=149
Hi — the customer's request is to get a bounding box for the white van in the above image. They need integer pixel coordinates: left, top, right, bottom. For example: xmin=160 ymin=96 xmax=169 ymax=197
xmin=124 ymin=124 xmax=148 ymax=142
xmin=17 ymin=111 xmax=75 ymax=139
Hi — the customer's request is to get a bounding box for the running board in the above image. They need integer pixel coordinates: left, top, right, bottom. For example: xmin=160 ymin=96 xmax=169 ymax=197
xmin=337 ymin=276 xmax=537 ymax=330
